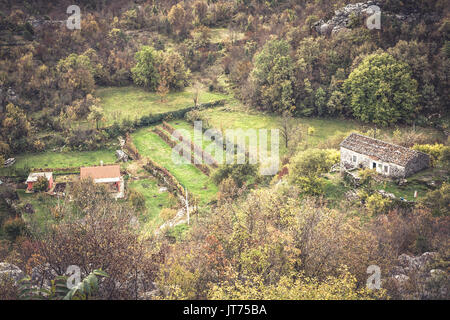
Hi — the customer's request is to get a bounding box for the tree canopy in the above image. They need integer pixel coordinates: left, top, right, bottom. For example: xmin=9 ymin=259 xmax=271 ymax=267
xmin=344 ymin=52 xmax=419 ymax=126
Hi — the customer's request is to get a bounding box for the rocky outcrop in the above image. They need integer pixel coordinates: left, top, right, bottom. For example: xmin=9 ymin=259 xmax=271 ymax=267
xmin=313 ymin=1 xmax=384 ymax=35
xmin=27 ymin=19 xmax=65 ymax=29
xmin=116 ymin=149 xmax=129 ymax=162
xmin=312 ymin=0 xmax=425 ymax=36
xmin=30 ymin=263 xmax=58 ymax=289
xmin=0 ymin=263 xmax=25 ymax=283
xmin=388 ymin=252 xmax=449 ymax=299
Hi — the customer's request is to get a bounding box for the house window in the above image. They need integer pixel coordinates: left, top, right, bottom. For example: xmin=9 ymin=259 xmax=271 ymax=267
xmin=384 ymin=165 xmax=389 ymax=173
xmin=352 ymin=155 xmax=357 ymax=162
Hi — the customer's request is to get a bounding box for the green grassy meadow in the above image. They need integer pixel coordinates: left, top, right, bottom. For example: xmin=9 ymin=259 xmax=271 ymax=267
xmin=128 ymin=178 xmax=177 ymax=229
xmin=18 ymin=190 xmax=59 ymax=234
xmin=95 ymin=86 xmax=228 ymax=126
xmin=198 ymin=104 xmax=443 ymax=154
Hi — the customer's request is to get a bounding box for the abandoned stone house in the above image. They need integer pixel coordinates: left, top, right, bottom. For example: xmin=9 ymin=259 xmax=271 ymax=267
xmin=340 ymin=133 xmax=430 ymax=178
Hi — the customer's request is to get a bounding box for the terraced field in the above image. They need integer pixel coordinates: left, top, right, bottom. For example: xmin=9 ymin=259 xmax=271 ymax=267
xmin=168 ymin=119 xmax=223 ymax=162
xmin=131 ymin=127 xmax=218 ymax=206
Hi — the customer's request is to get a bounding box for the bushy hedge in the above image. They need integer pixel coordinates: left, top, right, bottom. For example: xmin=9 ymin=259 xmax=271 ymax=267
xmin=143 ymin=158 xmax=186 ymax=199
xmin=124 ymin=132 xmax=141 ymax=160
xmin=136 ymin=100 xmax=225 ymax=129
xmin=412 ymin=143 xmax=450 ymax=167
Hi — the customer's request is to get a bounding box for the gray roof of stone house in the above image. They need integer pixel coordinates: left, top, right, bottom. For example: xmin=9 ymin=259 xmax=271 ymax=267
xmin=340 ymin=133 xmax=428 ymax=167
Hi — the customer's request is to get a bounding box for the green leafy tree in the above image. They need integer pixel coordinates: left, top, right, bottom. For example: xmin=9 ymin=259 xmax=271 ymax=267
xmin=87 ymin=106 xmax=105 ymax=130
xmin=131 ymin=46 xmax=160 ymax=91
xmin=288 ymin=149 xmax=338 ymax=195
xmin=289 ymin=149 xmax=336 ymax=179
xmin=33 ymin=176 xmax=49 ymax=192
xmin=314 ymin=87 xmax=327 ymax=116
xmin=160 ymin=50 xmax=190 ymax=91
xmin=212 ymin=162 xmax=259 ymax=188
xmin=1 ymin=103 xmax=30 ymax=153
xmin=251 ymin=38 xmax=295 ymax=113
xmin=421 ymin=182 xmax=449 ymax=217
xmin=327 ymin=90 xmax=347 ymax=115
xmin=343 ymin=52 xmax=418 ymax=126
xmin=56 ymin=53 xmax=95 ymax=100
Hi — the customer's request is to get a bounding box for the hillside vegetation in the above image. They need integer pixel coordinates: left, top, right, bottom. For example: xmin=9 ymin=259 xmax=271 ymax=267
xmin=0 ymin=0 xmax=448 ymax=301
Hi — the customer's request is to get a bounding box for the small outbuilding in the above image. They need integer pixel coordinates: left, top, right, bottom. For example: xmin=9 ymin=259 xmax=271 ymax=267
xmin=340 ymin=133 xmax=430 ymax=178
xmin=26 ymin=172 xmax=53 ymax=191
xmin=80 ymin=164 xmax=122 ymax=192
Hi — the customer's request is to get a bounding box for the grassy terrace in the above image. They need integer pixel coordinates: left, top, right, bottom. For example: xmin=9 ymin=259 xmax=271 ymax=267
xmin=0 ymin=149 xmax=117 ymax=176
xmin=128 ymin=178 xmax=177 ymax=232
xmin=131 ymin=127 xmax=218 ymax=206
xmin=374 ymin=167 xmax=446 ymax=201
xmin=18 ymin=190 xmax=58 ymax=234
xmin=168 ymin=119 xmax=223 ymax=162
xmin=95 ymin=86 xmax=228 ymax=126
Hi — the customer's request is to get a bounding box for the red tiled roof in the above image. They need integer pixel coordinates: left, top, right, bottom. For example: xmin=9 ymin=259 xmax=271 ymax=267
xmin=80 ymin=165 xmax=120 ymax=180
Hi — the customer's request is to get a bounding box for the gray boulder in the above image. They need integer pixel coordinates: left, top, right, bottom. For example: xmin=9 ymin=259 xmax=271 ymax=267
xmin=116 ymin=149 xmax=129 ymax=162
xmin=0 ymin=263 xmax=25 ymax=283
xmin=389 ymin=252 xmax=448 ymax=299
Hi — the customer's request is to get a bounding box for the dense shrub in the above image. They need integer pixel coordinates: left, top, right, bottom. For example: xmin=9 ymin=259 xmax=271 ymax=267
xmin=212 ymin=161 xmax=259 ymax=188
xmin=160 ymin=208 xmax=178 ymax=221
xmin=2 ymin=217 xmax=27 ymax=241
xmin=365 ymin=193 xmax=393 ymax=216
xmin=421 ymin=183 xmax=450 ymax=217
xmin=412 ymin=143 xmax=450 ymax=167
xmin=33 ymin=176 xmax=49 ymax=192
xmin=129 ymin=190 xmax=146 ymax=213
xmin=289 ymin=148 xmax=338 ymax=180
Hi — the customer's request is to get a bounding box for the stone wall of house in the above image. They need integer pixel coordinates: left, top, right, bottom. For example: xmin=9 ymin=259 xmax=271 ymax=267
xmin=404 ymin=152 xmax=430 ymax=177
xmin=340 ymin=147 xmax=407 ymax=178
